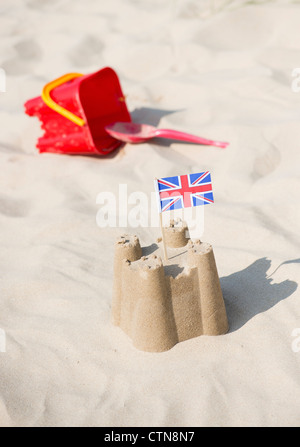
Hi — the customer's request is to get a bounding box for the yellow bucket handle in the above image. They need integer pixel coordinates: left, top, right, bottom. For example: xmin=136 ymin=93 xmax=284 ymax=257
xmin=41 ymin=73 xmax=85 ymax=127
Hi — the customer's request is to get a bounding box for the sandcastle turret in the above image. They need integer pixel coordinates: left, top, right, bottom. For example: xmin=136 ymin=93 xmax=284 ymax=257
xmin=121 ymin=255 xmax=178 ymax=352
xmin=112 ymin=223 xmax=228 ymax=352
xmin=187 ymin=240 xmax=228 ymax=335
xmin=112 ymin=234 xmax=142 ymax=326
xmin=163 ymin=218 xmax=189 ymax=247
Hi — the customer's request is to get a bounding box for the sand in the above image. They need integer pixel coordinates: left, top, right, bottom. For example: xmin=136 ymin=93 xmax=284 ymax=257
xmin=0 ymin=0 xmax=300 ymax=427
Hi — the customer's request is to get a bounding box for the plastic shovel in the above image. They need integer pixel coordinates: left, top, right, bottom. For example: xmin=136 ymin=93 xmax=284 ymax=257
xmin=105 ymin=122 xmax=228 ymax=148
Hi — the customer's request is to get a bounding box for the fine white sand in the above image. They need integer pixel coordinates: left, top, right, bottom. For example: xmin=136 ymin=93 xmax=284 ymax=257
xmin=0 ymin=0 xmax=300 ymax=427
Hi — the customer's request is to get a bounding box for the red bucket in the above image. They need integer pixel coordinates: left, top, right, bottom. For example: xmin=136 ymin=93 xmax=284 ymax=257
xmin=24 ymin=67 xmax=131 ymax=155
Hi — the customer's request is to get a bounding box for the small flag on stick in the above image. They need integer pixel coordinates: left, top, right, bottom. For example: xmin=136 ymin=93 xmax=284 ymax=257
xmin=154 ymin=172 xmax=214 ymax=260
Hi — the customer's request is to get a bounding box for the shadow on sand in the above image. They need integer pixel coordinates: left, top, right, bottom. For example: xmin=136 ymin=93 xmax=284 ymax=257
xmin=141 ymin=247 xmax=299 ymax=333
xmin=131 ymin=106 xmax=197 ymax=148
xmin=130 ymin=106 xmax=181 ymax=128
xmin=220 ymin=257 xmax=299 ymax=332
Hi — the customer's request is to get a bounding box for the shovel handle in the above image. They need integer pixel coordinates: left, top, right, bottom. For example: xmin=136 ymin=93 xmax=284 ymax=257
xmin=155 ymin=129 xmax=228 ymax=148
xmin=41 ymin=72 xmax=86 ymax=127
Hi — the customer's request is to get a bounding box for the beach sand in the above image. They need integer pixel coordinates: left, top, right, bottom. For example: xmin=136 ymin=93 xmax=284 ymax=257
xmin=0 ymin=0 xmax=300 ymax=426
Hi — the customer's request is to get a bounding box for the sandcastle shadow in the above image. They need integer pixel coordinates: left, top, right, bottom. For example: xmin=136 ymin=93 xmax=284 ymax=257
xmin=164 ymin=264 xmax=185 ymax=278
xmin=142 ymin=243 xmax=158 ymax=256
xmin=220 ymin=257 xmax=298 ymax=332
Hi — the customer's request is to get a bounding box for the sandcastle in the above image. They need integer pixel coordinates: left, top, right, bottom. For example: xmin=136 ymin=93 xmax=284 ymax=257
xmin=112 ymin=221 xmax=228 ymax=352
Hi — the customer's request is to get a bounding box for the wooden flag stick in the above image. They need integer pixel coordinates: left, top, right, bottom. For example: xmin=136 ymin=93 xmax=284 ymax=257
xmin=159 ymin=212 xmax=168 ymax=261
xmin=154 ymin=177 xmax=168 ymax=261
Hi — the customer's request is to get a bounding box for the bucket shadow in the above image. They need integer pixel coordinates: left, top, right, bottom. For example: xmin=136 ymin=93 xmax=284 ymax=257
xmin=130 ymin=107 xmax=226 ymax=148
xmin=220 ymin=257 xmax=298 ymax=332
xmin=130 ymin=107 xmax=183 ymax=128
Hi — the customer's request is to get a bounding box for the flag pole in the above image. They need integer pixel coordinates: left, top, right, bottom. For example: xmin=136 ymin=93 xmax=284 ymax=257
xmin=154 ymin=177 xmax=168 ymax=261
xmin=159 ymin=212 xmax=168 ymax=261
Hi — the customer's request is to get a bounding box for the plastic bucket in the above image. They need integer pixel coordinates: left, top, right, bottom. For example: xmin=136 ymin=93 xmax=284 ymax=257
xmin=24 ymin=67 xmax=131 ymax=155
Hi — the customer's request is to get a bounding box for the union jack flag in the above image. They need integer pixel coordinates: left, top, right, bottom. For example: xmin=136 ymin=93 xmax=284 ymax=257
xmin=155 ymin=171 xmax=214 ymax=212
